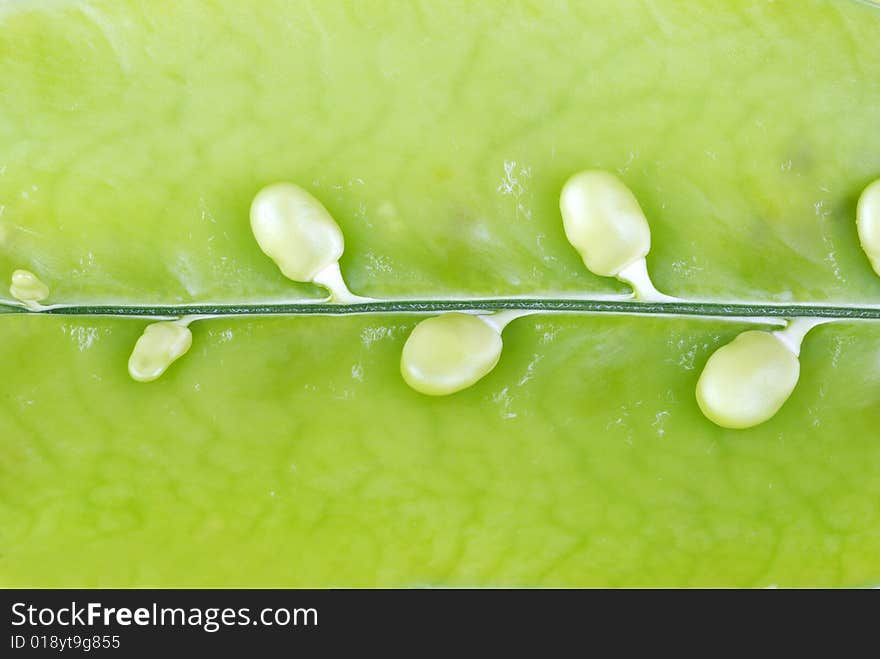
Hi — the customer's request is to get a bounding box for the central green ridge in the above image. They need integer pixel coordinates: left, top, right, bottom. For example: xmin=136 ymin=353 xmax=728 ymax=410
xmin=1 ymin=0 xmax=879 ymax=587
xmin=5 ymin=299 xmax=880 ymax=318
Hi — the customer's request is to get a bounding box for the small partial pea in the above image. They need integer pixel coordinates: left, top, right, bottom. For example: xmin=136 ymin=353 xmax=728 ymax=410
xmin=128 ymin=321 xmax=193 ymax=383
xmin=9 ymin=269 xmax=49 ymax=307
xmin=857 ymin=178 xmax=880 ymax=277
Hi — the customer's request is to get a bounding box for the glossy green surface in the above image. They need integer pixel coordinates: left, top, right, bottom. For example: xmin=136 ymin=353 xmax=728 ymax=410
xmin=2 ymin=0 xmax=880 ymax=303
xmin=2 ymin=314 xmax=879 ymax=586
xmin=1 ymin=0 xmax=879 ymax=586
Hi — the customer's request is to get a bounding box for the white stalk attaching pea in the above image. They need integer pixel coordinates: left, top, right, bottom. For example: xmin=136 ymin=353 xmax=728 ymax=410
xmin=771 ymin=316 xmax=829 ymax=357
xmin=128 ymin=317 xmax=195 ymax=383
xmin=9 ymin=269 xmax=50 ymax=310
xmin=311 ymin=260 xmax=372 ymax=304
xmin=615 ymin=258 xmax=678 ymax=303
xmin=695 ymin=317 xmax=829 ymax=429
xmin=560 ymin=170 xmax=675 ymax=301
xmin=250 ymin=182 xmax=370 ymax=303
xmin=857 ymin=178 xmax=880 ymax=278
xmin=400 ymin=310 xmax=534 ymax=396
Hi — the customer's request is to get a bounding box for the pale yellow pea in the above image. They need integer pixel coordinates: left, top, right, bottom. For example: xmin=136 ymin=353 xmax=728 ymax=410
xmin=696 ymin=330 xmax=800 ymax=430
xmin=9 ymin=269 xmax=49 ymax=306
xmin=128 ymin=321 xmax=193 ymax=383
xmin=856 ymin=178 xmax=880 ymax=277
xmin=559 ymin=170 xmax=651 ymax=278
xmin=400 ymin=313 xmax=503 ymax=396
xmin=250 ymin=182 xmax=344 ymax=283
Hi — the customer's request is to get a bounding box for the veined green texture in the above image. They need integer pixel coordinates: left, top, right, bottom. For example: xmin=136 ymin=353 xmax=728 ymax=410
xmin=2 ymin=0 xmax=880 ymax=304
xmin=3 ymin=314 xmax=880 ymax=587
xmin=1 ymin=0 xmax=880 ymax=587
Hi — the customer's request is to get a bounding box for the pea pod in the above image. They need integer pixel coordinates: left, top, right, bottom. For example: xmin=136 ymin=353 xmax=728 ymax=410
xmin=2 ymin=0 xmax=880 ymax=589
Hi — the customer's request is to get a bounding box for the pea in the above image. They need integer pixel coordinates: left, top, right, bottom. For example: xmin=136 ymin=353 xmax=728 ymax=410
xmin=128 ymin=320 xmax=193 ymax=383
xmin=560 ymin=170 xmax=651 ymax=279
xmin=696 ymin=330 xmax=801 ymax=429
xmin=250 ymin=183 xmax=369 ymax=303
xmin=857 ymin=178 xmax=880 ymax=277
xmin=9 ymin=269 xmax=49 ymax=309
xmin=400 ymin=313 xmax=504 ymax=396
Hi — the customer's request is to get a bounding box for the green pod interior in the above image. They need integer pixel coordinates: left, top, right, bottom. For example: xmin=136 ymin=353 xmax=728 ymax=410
xmin=1 ymin=0 xmax=879 ymax=586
